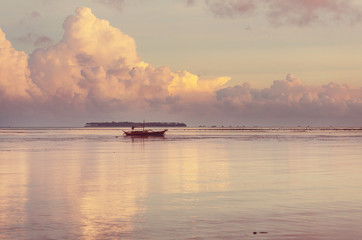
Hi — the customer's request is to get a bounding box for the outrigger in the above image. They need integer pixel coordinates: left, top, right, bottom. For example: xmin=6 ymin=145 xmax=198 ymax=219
xmin=123 ymin=121 xmax=167 ymax=136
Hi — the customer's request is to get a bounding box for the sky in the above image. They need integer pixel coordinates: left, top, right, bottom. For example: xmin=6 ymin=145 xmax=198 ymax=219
xmin=0 ymin=0 xmax=361 ymax=127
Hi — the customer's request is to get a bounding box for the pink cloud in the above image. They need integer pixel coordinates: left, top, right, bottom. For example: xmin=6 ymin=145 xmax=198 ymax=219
xmin=0 ymin=7 xmax=361 ymax=126
xmin=205 ymin=0 xmax=256 ymax=17
xmin=216 ymin=74 xmax=362 ymax=125
xmin=266 ymin=0 xmax=362 ymax=26
xmin=195 ymin=0 xmax=362 ymax=26
xmin=22 ymin=7 xmax=225 ymax=124
xmin=0 ymin=29 xmax=44 ymax=124
xmin=97 ymin=0 xmax=126 ymax=11
xmin=0 ymin=29 xmax=41 ymax=102
xmin=31 ymin=11 xmax=41 ymax=18
xmin=186 ymin=0 xmax=197 ymax=7
xmin=18 ymin=32 xmax=53 ymax=47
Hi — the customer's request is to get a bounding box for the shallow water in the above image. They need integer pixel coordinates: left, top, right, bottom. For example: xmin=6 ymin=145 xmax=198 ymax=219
xmin=1 ymin=127 xmax=362 ymax=239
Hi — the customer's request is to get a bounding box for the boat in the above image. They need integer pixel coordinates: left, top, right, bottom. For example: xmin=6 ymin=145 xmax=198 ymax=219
xmin=123 ymin=129 xmax=167 ymax=136
xmin=123 ymin=121 xmax=167 ymax=136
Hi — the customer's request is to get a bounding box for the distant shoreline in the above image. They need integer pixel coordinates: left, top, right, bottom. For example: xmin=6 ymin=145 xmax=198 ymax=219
xmin=84 ymin=121 xmax=187 ymax=128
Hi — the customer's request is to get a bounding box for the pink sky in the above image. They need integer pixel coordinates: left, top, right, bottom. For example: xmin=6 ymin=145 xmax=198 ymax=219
xmin=0 ymin=2 xmax=361 ymax=126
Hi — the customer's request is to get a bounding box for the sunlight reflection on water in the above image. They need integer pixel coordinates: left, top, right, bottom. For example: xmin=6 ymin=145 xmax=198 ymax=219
xmin=0 ymin=127 xmax=362 ymax=239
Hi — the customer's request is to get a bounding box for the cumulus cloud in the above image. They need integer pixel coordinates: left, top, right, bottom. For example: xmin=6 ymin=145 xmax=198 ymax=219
xmin=0 ymin=29 xmax=44 ymax=124
xmin=0 ymin=29 xmax=41 ymax=102
xmin=0 ymin=7 xmax=226 ymax=125
xmin=0 ymin=7 xmax=361 ymax=126
xmin=195 ymin=0 xmax=362 ymax=26
xmin=216 ymin=74 xmax=362 ymax=125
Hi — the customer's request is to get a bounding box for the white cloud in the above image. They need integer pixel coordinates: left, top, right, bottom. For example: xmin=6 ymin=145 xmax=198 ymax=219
xmin=1 ymin=7 xmax=227 ymax=125
xmin=0 ymin=7 xmax=361 ymax=126
xmin=0 ymin=29 xmax=41 ymax=102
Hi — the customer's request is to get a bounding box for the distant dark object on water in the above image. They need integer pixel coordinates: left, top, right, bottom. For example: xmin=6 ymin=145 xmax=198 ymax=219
xmin=123 ymin=129 xmax=167 ymax=137
xmin=85 ymin=121 xmax=187 ymax=128
xmin=253 ymin=231 xmax=268 ymax=235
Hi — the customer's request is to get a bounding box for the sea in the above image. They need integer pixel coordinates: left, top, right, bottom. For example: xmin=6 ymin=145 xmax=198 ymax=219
xmin=1 ymin=127 xmax=362 ymax=240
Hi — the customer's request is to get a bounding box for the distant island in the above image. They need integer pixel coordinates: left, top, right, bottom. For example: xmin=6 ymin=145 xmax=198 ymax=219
xmin=84 ymin=121 xmax=187 ymax=127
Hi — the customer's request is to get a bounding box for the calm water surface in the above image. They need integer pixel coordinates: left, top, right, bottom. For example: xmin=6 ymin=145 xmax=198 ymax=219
xmin=0 ymin=127 xmax=362 ymax=239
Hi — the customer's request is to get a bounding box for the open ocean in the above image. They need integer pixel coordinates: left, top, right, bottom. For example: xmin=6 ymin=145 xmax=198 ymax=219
xmin=1 ymin=127 xmax=362 ymax=240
